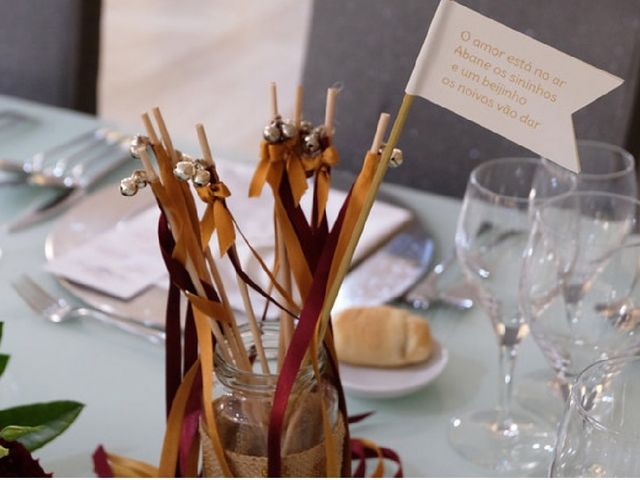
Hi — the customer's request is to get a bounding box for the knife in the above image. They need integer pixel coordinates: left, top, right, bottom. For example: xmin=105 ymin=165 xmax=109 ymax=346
xmin=332 ymin=222 xmax=435 ymax=312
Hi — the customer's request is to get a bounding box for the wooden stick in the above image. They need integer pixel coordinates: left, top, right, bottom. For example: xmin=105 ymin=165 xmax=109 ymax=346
xmin=195 ymin=123 xmax=214 ymax=167
xmin=141 ymin=112 xmax=161 ymax=146
xmin=191 ymin=124 xmax=253 ymax=369
xmin=138 ymin=148 xmax=235 ymax=362
xmin=152 ymin=107 xmax=179 ymax=165
xmin=270 ymin=82 xmax=279 ymax=119
xmin=136 ymin=145 xmax=159 ymax=183
xmin=317 ymin=97 xmax=415 ymax=343
xmin=276 ymin=219 xmax=294 ymax=356
xmin=370 ymin=113 xmax=391 ymax=153
xmin=294 ymin=85 xmax=304 ymax=127
xmin=139 ymin=125 xmax=241 ymax=365
xmin=203 ymin=249 xmax=252 ymax=371
xmin=235 ymin=274 xmax=270 ymax=375
xmin=324 ymin=87 xmax=338 ymax=140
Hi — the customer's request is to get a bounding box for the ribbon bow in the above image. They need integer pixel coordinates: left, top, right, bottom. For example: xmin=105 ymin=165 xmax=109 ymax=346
xmin=197 ymin=180 xmax=236 ymax=257
xmin=305 ymin=145 xmax=339 ymax=227
xmin=249 ymin=140 xmax=308 ymax=206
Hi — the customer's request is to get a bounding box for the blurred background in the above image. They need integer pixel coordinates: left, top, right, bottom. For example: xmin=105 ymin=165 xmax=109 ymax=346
xmin=1 ymin=0 xmax=639 ymax=197
xmin=100 ymin=0 xmax=312 ymax=161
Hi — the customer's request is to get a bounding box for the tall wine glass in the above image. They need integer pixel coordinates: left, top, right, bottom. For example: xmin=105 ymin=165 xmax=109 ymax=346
xmin=520 ymin=192 xmax=640 ymax=424
xmin=542 ymin=140 xmax=637 ymax=197
xmin=449 ymin=157 xmax=575 ymax=473
xmin=551 ymin=355 xmax=640 ymax=477
xmin=517 ymin=140 xmax=637 ymax=419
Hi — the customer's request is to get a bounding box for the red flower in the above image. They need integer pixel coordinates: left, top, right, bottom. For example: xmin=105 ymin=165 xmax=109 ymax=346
xmin=0 ymin=439 xmax=51 ymax=477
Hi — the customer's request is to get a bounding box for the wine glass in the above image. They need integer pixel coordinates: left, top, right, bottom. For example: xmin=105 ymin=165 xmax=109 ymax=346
xmin=449 ymin=157 xmax=575 ymax=473
xmin=520 ymin=192 xmax=640 ymax=427
xmin=516 ymin=140 xmax=637 ymax=419
xmin=542 ymin=140 xmax=637 ymax=197
xmin=551 ymin=355 xmax=640 ymax=477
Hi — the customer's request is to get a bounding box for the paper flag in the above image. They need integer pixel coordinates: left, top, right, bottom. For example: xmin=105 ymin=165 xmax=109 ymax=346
xmin=406 ymin=0 xmax=623 ymax=172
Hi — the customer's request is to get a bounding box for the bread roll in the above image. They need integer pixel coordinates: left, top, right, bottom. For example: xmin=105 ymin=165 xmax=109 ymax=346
xmin=332 ymin=305 xmax=433 ymax=367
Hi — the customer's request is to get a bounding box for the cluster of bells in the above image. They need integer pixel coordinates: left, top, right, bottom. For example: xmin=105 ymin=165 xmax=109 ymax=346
xmin=120 ymin=135 xmax=151 ymax=196
xmin=263 ymin=116 xmax=403 ymax=168
xmin=120 ymin=134 xmax=215 ymax=197
xmin=263 ymin=117 xmax=326 ymax=157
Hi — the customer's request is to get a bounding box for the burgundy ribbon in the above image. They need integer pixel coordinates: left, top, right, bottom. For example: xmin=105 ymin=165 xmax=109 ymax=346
xmin=267 ymin=188 xmax=352 ymax=477
xmin=92 ymin=445 xmax=114 ymax=478
xmin=165 ymin=283 xmax=182 ymax=417
xmin=350 ymin=439 xmax=404 ymax=478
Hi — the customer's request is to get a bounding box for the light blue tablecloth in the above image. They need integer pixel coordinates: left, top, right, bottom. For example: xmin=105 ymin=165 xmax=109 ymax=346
xmin=0 ymin=94 xmax=551 ymax=477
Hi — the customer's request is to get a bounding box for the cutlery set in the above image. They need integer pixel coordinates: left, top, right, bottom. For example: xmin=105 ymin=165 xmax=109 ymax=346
xmin=1 ymin=127 xmax=132 ymax=231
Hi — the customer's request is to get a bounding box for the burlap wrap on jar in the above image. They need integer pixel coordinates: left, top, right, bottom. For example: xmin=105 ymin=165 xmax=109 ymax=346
xmin=200 ymin=418 xmax=345 ymax=477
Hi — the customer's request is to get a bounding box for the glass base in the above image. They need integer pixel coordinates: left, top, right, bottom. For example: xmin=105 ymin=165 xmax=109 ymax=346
xmin=514 ymin=369 xmax=568 ymax=426
xmin=449 ymin=408 xmax=555 ymax=474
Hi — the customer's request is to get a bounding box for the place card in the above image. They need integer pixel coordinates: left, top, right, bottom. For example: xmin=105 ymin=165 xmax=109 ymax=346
xmin=46 ymin=208 xmax=166 ymax=300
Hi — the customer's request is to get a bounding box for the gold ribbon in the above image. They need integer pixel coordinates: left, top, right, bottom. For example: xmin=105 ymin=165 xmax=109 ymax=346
xmin=197 ymin=180 xmax=236 ymax=257
xmin=106 ymin=453 xmax=159 ymax=477
xmin=307 ymin=145 xmax=339 ymax=227
xmin=326 ymin=151 xmax=377 ymax=293
xmin=249 ymin=140 xmax=308 ymax=206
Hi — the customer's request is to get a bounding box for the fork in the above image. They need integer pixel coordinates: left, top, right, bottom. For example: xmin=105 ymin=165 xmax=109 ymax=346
xmin=5 ymin=130 xmax=132 ymax=232
xmin=12 ymin=275 xmax=165 ymax=344
xmin=404 ymin=249 xmax=475 ymax=310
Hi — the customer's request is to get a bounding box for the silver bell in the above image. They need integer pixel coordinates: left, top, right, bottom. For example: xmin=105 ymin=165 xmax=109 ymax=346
xmin=303 ymin=133 xmax=321 ymax=157
xmin=390 ymin=148 xmax=404 ymax=168
xmin=193 ymin=168 xmax=211 ymax=187
xmin=174 ymin=160 xmax=196 ymax=181
xmin=280 ymin=121 xmax=297 ymax=140
xmin=263 ymin=123 xmax=282 ymax=143
xmin=299 ymin=120 xmax=313 ymax=135
xmin=129 ymin=135 xmax=150 ymax=158
xmin=120 ymin=177 xmax=138 ymax=196
xmin=131 ymin=169 xmax=148 ymax=188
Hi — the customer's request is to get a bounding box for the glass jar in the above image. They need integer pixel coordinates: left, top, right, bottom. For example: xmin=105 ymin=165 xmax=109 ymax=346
xmin=204 ymin=323 xmax=341 ymax=476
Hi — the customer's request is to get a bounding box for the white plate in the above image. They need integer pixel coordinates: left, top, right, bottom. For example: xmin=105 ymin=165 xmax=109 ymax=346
xmin=339 ymin=340 xmax=449 ymax=398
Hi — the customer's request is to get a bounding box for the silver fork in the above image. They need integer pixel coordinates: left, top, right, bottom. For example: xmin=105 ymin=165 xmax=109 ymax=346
xmin=12 ymin=275 xmax=165 ymax=344
xmin=404 ymin=249 xmax=475 ymax=310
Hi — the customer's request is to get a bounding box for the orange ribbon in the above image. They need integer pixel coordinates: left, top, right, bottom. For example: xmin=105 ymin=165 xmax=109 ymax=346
xmin=249 ymin=140 xmax=308 ymax=206
xmin=306 ymin=145 xmax=339 ymax=227
xmin=196 ymin=180 xmax=236 ymax=257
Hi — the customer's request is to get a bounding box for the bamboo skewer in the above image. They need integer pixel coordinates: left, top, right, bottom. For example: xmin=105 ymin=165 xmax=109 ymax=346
xmin=270 ymin=82 xmax=279 ymax=119
xmin=137 ymin=147 xmax=234 ymax=363
xmin=370 ymin=113 xmax=391 ymax=153
xmin=324 ymin=87 xmax=338 ymax=139
xmin=196 ymin=123 xmax=269 ymax=374
xmin=294 ymin=85 xmax=303 ymax=127
xmin=141 ymin=113 xmax=248 ymax=367
xmin=276 ymin=219 xmax=295 ymax=363
xmin=316 ymin=96 xmax=415 ymax=344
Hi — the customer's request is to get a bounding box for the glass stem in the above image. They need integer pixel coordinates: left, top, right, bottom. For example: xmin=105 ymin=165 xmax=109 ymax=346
xmin=497 ymin=343 xmax=518 ymax=431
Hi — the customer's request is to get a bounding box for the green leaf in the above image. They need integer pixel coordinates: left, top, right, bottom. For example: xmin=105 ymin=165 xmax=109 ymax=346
xmin=0 ymin=425 xmax=42 ymax=441
xmin=0 ymin=445 xmax=8 ymax=460
xmin=0 ymin=354 xmax=9 ymax=378
xmin=0 ymin=322 xmax=4 ymax=344
xmin=0 ymin=401 xmax=84 ymax=451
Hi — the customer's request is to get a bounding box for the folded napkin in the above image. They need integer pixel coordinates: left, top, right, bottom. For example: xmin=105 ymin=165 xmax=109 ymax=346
xmin=46 ymin=161 xmax=413 ymax=311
